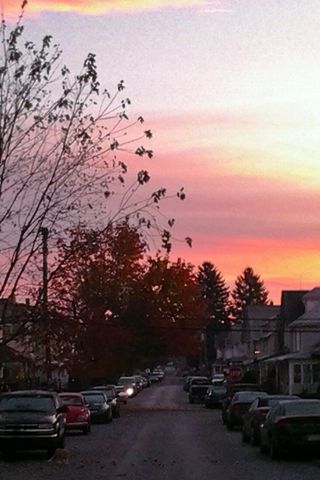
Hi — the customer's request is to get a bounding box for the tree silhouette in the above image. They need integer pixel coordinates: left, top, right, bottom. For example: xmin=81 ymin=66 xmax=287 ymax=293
xmin=231 ymin=267 xmax=269 ymax=323
xmin=197 ymin=261 xmax=230 ymax=365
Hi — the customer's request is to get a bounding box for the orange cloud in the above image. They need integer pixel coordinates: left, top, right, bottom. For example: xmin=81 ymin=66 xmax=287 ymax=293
xmin=4 ymin=0 xmax=228 ymax=16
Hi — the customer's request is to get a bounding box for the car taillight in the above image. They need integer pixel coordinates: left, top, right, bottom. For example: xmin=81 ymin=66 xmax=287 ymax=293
xmin=233 ymin=404 xmax=241 ymax=411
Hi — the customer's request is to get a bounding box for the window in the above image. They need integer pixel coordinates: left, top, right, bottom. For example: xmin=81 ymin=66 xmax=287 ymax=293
xmin=303 ymin=364 xmax=312 ymax=384
xmin=293 ymin=364 xmax=302 ymax=384
xmin=312 ymin=364 xmax=320 ymax=384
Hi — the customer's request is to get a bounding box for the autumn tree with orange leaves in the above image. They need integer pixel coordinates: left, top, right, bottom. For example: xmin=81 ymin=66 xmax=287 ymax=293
xmin=46 ymin=224 xmax=206 ymax=383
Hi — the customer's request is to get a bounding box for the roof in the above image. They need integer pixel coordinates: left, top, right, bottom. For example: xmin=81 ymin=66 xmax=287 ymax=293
xmin=0 ymin=390 xmax=56 ymax=396
xmin=0 ymin=299 xmax=32 ymax=324
xmin=264 ymin=351 xmax=316 ymax=362
xmin=246 ymin=305 xmax=280 ymax=320
xmin=303 ymin=287 xmax=320 ymax=301
xmin=289 ymin=316 xmax=320 ymax=328
xmin=58 ymin=392 xmax=83 ymax=396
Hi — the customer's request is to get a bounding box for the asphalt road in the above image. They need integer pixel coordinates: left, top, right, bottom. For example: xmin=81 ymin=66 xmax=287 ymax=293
xmin=1 ymin=376 xmax=320 ymax=480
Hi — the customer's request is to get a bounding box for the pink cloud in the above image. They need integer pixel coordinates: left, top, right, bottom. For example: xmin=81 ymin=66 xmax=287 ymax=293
xmin=3 ymin=0 xmax=230 ymax=16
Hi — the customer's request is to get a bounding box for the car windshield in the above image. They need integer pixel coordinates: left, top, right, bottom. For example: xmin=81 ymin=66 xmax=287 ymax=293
xmin=234 ymin=391 xmax=265 ymax=402
xmin=212 ymin=379 xmax=225 ymax=385
xmin=259 ymin=396 xmax=296 ymax=408
xmin=118 ymin=377 xmax=135 ymax=384
xmin=192 ymin=378 xmax=209 ymax=385
xmin=82 ymin=393 xmax=105 ymax=403
xmin=60 ymin=395 xmax=83 ymax=406
xmin=0 ymin=395 xmax=55 ymax=413
xmin=284 ymin=401 xmax=320 ymax=416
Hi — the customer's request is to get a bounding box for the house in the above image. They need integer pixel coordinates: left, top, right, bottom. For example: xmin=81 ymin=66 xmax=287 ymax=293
xmin=243 ymin=304 xmax=281 ymax=359
xmin=215 ymin=327 xmax=248 ymax=363
xmin=0 ymin=297 xmax=33 ymax=388
xmin=263 ymin=288 xmax=320 ymax=395
xmin=0 ymin=297 xmax=69 ymax=390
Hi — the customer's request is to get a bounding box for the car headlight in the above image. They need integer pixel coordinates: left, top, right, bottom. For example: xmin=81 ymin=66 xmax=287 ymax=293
xmin=127 ymin=387 xmax=134 ymax=396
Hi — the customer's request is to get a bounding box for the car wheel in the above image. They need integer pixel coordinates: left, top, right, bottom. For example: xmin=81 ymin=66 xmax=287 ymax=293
xmin=260 ymin=437 xmax=269 ymax=454
xmin=106 ymin=410 xmax=113 ymax=423
xmin=226 ymin=421 xmax=233 ymax=431
xmin=83 ymin=423 xmax=91 ymax=434
xmin=250 ymin=429 xmax=259 ymax=446
xmin=2 ymin=448 xmax=16 ymax=461
xmin=47 ymin=446 xmax=57 ymax=459
xmin=242 ymin=429 xmax=249 ymax=443
xmin=270 ymin=436 xmax=282 ymax=460
xmin=189 ymin=397 xmax=194 ymax=404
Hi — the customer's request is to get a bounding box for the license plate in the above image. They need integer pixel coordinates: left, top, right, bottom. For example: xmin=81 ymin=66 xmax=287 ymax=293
xmin=307 ymin=434 xmax=320 ymax=441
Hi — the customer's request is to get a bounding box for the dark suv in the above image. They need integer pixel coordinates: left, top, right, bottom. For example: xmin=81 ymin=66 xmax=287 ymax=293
xmin=0 ymin=390 xmax=67 ymax=458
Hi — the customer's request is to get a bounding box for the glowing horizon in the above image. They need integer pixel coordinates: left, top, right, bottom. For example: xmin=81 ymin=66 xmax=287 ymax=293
xmin=3 ymin=0 xmax=231 ymax=16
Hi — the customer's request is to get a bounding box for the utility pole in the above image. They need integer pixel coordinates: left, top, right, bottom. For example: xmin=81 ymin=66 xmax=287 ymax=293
xmin=41 ymin=227 xmax=51 ymax=386
xmin=42 ymin=227 xmax=48 ymax=306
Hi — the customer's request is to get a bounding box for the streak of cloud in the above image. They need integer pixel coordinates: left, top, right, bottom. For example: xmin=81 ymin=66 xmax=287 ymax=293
xmin=3 ymin=0 xmax=231 ymax=16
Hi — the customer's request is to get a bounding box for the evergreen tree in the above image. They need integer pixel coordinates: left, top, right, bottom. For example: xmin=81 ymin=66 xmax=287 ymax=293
xmin=231 ymin=267 xmax=269 ymax=323
xmin=197 ymin=262 xmax=230 ymax=366
xmin=197 ymin=262 xmax=230 ymax=327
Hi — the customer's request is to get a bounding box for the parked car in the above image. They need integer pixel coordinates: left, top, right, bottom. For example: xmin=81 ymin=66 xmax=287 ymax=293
xmin=153 ymin=369 xmax=165 ymax=381
xmin=0 ymin=390 xmax=67 ymax=459
xmin=188 ymin=377 xmax=211 ymax=404
xmin=211 ymin=374 xmax=225 ymax=386
xmin=91 ymin=385 xmax=121 ymax=418
xmin=221 ymin=383 xmax=262 ymax=424
xmin=205 ymin=384 xmax=227 ymax=408
xmin=140 ymin=373 xmax=151 ymax=387
xmin=114 ymin=385 xmax=129 ymax=404
xmin=242 ymin=395 xmax=298 ymax=445
xmin=138 ymin=375 xmax=149 ymax=388
xmin=226 ymin=390 xmax=268 ymax=430
xmin=59 ymin=392 xmax=91 ymax=434
xmin=149 ymin=372 xmax=161 ymax=383
xmin=81 ymin=390 xmax=112 ymax=423
xmin=184 ymin=376 xmax=205 ymax=393
xmin=260 ymin=399 xmax=320 ymax=459
xmin=183 ymin=376 xmax=194 ymax=392
xmin=134 ymin=376 xmax=144 ymax=391
xmin=117 ymin=376 xmax=139 ymax=396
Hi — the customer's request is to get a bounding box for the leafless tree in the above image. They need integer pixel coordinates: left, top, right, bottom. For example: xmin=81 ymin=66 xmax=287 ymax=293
xmin=0 ymin=3 xmax=187 ymax=327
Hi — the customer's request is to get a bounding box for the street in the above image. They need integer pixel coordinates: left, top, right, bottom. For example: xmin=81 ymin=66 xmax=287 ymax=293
xmin=1 ymin=376 xmax=320 ymax=480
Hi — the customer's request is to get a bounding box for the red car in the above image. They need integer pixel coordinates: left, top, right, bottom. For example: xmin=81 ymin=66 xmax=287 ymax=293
xmin=59 ymin=392 xmax=91 ymax=434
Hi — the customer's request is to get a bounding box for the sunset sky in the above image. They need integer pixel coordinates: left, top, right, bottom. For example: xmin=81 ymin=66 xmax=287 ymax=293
xmin=4 ymin=0 xmax=320 ymax=302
